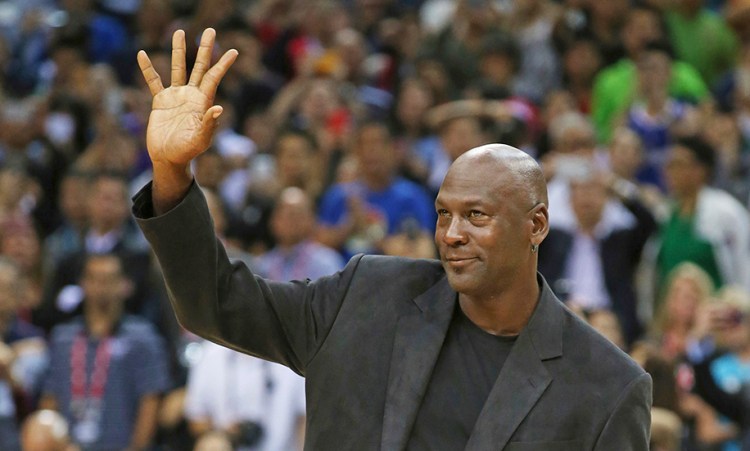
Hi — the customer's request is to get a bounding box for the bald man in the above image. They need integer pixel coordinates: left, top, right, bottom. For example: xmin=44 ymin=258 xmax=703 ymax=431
xmin=133 ymin=29 xmax=651 ymax=450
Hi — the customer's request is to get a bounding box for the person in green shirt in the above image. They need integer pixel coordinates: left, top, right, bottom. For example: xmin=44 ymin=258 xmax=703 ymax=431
xmin=592 ymin=5 xmax=708 ymax=144
xmin=657 ymin=136 xmax=750 ymax=296
xmin=665 ymin=0 xmax=739 ymax=86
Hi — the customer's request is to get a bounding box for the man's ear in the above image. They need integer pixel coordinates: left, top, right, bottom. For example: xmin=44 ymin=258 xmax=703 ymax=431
xmin=530 ymin=203 xmax=549 ymax=247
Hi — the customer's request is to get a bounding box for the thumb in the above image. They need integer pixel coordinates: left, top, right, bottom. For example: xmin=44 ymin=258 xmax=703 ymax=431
xmin=198 ymin=105 xmax=224 ymax=147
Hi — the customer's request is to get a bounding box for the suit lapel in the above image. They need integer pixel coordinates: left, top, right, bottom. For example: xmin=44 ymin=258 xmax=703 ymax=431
xmin=381 ymin=277 xmax=456 ymax=451
xmin=466 ymin=277 xmax=564 ymax=450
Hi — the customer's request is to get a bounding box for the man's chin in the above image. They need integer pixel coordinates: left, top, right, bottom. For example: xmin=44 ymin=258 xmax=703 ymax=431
xmin=444 ymin=271 xmax=476 ymax=294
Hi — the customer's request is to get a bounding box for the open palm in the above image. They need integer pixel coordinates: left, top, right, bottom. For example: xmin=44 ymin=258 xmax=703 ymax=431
xmin=138 ymin=28 xmax=238 ymax=167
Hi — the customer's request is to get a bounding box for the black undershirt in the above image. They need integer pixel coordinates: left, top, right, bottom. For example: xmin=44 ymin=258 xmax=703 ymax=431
xmin=406 ymin=303 xmax=517 ymax=450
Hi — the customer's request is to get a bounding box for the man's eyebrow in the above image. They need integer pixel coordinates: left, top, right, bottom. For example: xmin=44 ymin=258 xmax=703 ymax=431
xmin=435 ymin=198 xmax=493 ymax=209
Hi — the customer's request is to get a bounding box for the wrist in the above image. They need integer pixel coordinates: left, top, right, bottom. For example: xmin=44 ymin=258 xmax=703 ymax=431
xmin=152 ymin=162 xmax=193 ymax=216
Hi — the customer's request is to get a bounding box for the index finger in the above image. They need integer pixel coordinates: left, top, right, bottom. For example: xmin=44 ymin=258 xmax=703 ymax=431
xmin=199 ymin=48 xmax=239 ymax=102
xmin=137 ymin=50 xmax=165 ymax=96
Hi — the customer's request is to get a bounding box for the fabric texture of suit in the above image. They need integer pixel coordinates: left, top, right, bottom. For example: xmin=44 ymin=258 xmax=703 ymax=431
xmin=133 ymin=182 xmax=652 ymax=450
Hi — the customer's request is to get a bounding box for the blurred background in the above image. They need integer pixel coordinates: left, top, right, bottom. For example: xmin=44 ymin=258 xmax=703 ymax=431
xmin=1 ymin=0 xmax=750 ymax=449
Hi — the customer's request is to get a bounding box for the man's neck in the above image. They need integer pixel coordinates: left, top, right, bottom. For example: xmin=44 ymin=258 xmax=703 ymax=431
xmin=677 ymin=190 xmax=700 ymax=216
xmin=458 ymin=275 xmax=540 ymax=336
xmin=578 ymin=220 xmax=598 ymax=237
xmin=85 ymin=307 xmax=120 ymax=339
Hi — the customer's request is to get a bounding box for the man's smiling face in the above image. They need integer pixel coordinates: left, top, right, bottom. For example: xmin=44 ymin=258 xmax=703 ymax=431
xmin=435 ymin=151 xmax=540 ymax=300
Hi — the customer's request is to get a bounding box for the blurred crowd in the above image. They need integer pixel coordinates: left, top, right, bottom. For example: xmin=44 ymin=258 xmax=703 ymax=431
xmin=1 ymin=0 xmax=750 ymax=450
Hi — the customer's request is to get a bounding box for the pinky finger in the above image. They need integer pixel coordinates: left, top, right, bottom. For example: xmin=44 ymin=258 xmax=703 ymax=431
xmin=137 ymin=51 xmax=165 ymax=96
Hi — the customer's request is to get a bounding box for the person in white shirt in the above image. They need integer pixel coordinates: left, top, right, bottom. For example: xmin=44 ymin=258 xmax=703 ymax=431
xmin=185 ymin=341 xmax=305 ymax=451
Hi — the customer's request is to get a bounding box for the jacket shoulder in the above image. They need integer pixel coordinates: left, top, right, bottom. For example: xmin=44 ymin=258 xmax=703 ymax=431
xmin=342 ymin=254 xmax=446 ymax=303
xmin=562 ymin=308 xmax=646 ymax=384
xmin=356 ymin=254 xmax=444 ymax=282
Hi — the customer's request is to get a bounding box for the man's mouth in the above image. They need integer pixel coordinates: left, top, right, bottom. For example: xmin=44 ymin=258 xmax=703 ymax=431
xmin=444 ymin=257 xmax=478 ymax=268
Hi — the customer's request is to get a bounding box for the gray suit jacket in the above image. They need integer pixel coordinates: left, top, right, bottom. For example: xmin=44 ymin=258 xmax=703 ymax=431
xmin=134 ymin=182 xmax=652 ymax=451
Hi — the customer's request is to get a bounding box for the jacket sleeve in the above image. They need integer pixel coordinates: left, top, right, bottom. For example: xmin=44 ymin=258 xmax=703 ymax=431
xmin=132 ymin=181 xmax=359 ymax=375
xmin=621 ymin=197 xmax=657 ymax=257
xmin=593 ymin=372 xmax=652 ymax=451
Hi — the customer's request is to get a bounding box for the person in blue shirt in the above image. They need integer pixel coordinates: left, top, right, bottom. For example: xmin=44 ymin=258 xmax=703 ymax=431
xmin=317 ymin=121 xmax=436 ymax=258
xmin=40 ymin=253 xmax=170 ymax=451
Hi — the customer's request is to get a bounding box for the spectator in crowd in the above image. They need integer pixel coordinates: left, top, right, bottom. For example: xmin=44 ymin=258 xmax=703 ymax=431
xmin=40 ymin=253 xmax=170 ymax=450
xmin=558 ymin=0 xmax=630 ymax=68
xmin=500 ymin=0 xmax=562 ymax=104
xmin=42 ymin=170 xmax=89 ymax=278
xmin=184 ymin=340 xmax=306 ymax=451
xmin=210 ymin=101 xmax=257 ymax=214
xmin=0 ymin=100 xmax=67 ymax=236
xmin=664 ymin=0 xmax=739 ymax=86
xmin=0 ymin=257 xmax=47 ymax=451
xmin=684 ymin=285 xmax=750 ymax=449
xmin=657 ymin=136 xmax=750 ymax=293
xmin=317 ymin=121 xmax=435 ymax=258
xmin=253 ymin=128 xmax=326 ymax=203
xmin=1 ymin=217 xmax=45 ymax=317
xmin=559 ymin=36 xmax=603 ymax=114
xmin=649 ymin=407 xmax=683 ymax=451
xmin=216 ymin=15 xmax=283 ymax=130
xmin=607 ymin=127 xmax=667 ymax=215
xmin=268 ymin=77 xmax=352 ymax=167
xmin=542 ymin=111 xmax=624 ymax=228
xmin=592 ymin=4 xmax=709 ymax=143
xmin=389 ymin=77 xmax=440 ymax=187
xmin=538 ymin=166 xmax=657 ymax=344
xmin=37 ymin=172 xmax=154 ymax=331
xmin=0 ymin=165 xmax=37 ymax=226
xmin=714 ymin=8 xmax=750 ymax=111
xmin=587 ymin=308 xmax=627 ymax=351
xmin=651 ymin=262 xmax=715 ymax=362
xmin=702 ymin=109 xmax=750 ymax=206
xmin=543 ymin=110 xmax=605 ymax=180
xmin=630 ymin=341 xmax=680 ymax=413
xmin=629 ymin=337 xmax=734 ymax=448
xmin=470 ymin=31 xmax=521 ymax=102
xmin=425 ymin=112 xmax=487 ymax=193
xmin=257 ymin=187 xmax=344 ymax=282
xmin=625 ymin=40 xmax=700 ymax=189
xmin=192 ymin=149 xmax=226 ymax=194
xmin=417 ymin=0 xmax=499 ymax=93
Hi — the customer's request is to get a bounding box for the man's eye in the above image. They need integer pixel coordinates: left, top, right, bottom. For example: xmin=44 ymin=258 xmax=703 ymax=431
xmin=437 ymin=209 xmax=450 ymax=217
xmin=469 ymin=210 xmax=485 ymax=218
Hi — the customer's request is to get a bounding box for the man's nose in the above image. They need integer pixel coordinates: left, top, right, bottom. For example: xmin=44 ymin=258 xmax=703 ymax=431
xmin=441 ymin=217 xmax=467 ymax=246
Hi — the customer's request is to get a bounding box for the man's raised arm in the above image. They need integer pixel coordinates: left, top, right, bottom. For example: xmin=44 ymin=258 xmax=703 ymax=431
xmin=137 ymin=28 xmax=237 ymax=214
